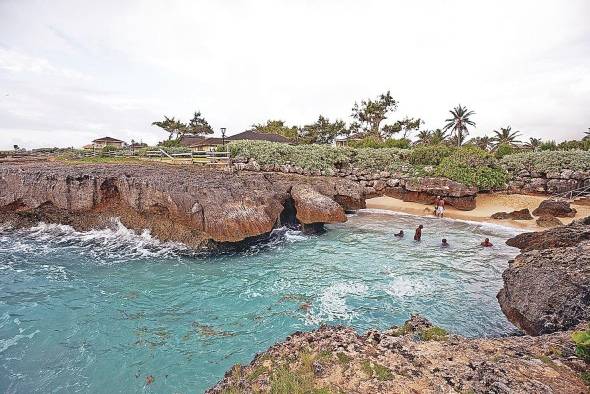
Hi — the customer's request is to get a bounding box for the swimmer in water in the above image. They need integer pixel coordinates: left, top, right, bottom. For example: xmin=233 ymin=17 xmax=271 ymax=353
xmin=481 ymin=238 xmax=493 ymax=247
xmin=394 ymin=230 xmax=404 ymax=237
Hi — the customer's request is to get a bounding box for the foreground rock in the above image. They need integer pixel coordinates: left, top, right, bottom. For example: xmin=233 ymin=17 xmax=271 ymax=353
xmin=0 ymin=163 xmax=364 ymax=248
xmin=208 ymin=316 xmax=588 ymax=393
xmin=532 ymin=199 xmax=577 ymax=218
xmin=499 ymin=217 xmax=590 ymax=335
xmin=290 ymin=184 xmax=347 ymax=233
xmin=491 ymin=208 xmax=533 ymax=220
xmin=383 ymin=177 xmax=477 ymax=210
xmin=536 ymin=214 xmax=563 ymax=228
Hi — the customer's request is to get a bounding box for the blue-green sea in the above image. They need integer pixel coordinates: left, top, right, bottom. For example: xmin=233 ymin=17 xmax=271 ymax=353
xmin=0 ymin=210 xmax=521 ymax=393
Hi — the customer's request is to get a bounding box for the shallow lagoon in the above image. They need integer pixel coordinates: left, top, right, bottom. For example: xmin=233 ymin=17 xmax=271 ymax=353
xmin=0 ymin=211 xmax=520 ymax=393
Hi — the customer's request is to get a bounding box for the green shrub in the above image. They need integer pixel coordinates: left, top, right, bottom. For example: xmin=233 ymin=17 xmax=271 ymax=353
xmin=349 ymin=137 xmax=411 ymax=149
xmin=494 ymin=144 xmax=515 ymax=159
xmin=435 ymin=147 xmax=507 ymax=190
xmin=572 ymin=328 xmax=590 ymax=362
xmin=159 ymin=139 xmax=182 ymax=147
xmin=409 ymin=144 xmax=454 ymax=165
xmin=418 ymin=326 xmax=448 ymax=341
xmin=353 ymin=148 xmax=409 ymax=172
xmin=500 ymin=150 xmax=590 ymax=173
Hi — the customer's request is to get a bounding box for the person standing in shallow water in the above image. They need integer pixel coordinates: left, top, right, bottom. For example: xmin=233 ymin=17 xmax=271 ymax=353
xmin=414 ymin=225 xmax=423 ymax=241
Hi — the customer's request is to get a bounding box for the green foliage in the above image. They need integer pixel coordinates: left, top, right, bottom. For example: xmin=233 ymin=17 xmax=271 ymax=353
xmin=409 ymin=144 xmax=454 ymax=165
xmin=443 ymin=105 xmax=476 ymax=146
xmin=215 ymin=144 xmax=228 ymax=152
xmin=540 ymin=140 xmax=558 ymax=151
xmin=572 ymin=328 xmax=590 ymax=362
xmin=500 ymin=150 xmax=590 ymax=173
xmin=494 ymin=143 xmax=515 ymax=159
xmin=300 ymin=115 xmax=348 ymax=144
xmin=558 ymin=139 xmax=590 ymax=151
xmin=101 ymin=145 xmax=118 ymax=153
xmin=348 ymin=137 xmax=411 ymax=149
xmin=252 ymin=119 xmax=299 ymax=139
xmin=350 ymin=91 xmax=398 ymax=138
xmin=360 ymin=360 xmax=393 ymax=381
xmin=418 ymin=326 xmax=449 ymax=341
xmin=158 ymin=139 xmax=182 ymax=147
xmin=152 ymin=116 xmax=187 ymax=140
xmin=187 ymin=111 xmax=214 ymax=136
xmin=435 ymin=146 xmax=508 ymax=190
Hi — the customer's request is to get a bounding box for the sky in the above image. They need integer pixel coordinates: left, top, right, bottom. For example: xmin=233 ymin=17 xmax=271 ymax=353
xmin=0 ymin=0 xmax=589 ymax=150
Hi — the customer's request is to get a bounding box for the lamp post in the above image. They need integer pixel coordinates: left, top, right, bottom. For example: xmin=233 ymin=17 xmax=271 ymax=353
xmin=221 ymin=127 xmax=226 ymax=149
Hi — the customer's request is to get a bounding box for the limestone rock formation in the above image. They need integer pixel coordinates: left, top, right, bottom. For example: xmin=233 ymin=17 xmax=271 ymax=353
xmin=536 ymin=214 xmax=563 ymax=228
xmin=208 ymin=315 xmax=589 ymax=393
xmin=506 ymin=216 xmax=590 ymax=252
xmin=499 ymin=217 xmax=590 ymax=335
xmin=532 ymin=199 xmax=577 ymax=218
xmin=0 ymin=163 xmax=364 ymax=247
xmin=386 ymin=178 xmax=477 ymax=210
xmin=290 ymin=184 xmax=346 ymax=233
xmin=491 ymin=208 xmax=533 ymax=220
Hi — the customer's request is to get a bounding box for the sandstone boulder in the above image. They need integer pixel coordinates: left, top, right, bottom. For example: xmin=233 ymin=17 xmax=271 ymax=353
xmin=506 ymin=216 xmax=590 ymax=251
xmin=497 ymin=241 xmax=590 ymax=335
xmin=536 ymin=215 xmax=563 ymax=228
xmin=290 ymin=184 xmax=347 ymax=226
xmin=532 ymin=199 xmax=577 ymax=218
xmin=491 ymin=208 xmax=533 ymax=220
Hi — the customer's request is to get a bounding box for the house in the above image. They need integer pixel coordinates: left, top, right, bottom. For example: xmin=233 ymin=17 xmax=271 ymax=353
xmin=86 ymin=136 xmax=126 ymax=149
xmin=226 ymin=130 xmax=291 ymax=143
xmin=179 ymin=135 xmax=206 ymax=147
xmin=335 ymin=133 xmax=364 ymax=147
xmin=189 ymin=137 xmax=225 ymax=152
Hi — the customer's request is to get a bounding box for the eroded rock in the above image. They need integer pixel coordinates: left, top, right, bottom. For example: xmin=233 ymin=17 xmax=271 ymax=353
xmin=532 ymin=199 xmax=577 ymax=218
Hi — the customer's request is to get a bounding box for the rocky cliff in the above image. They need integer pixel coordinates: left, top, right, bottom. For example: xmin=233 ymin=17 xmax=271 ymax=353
xmin=498 ymin=216 xmax=590 ymax=336
xmin=0 ymin=163 xmax=364 ymax=247
xmin=208 ymin=315 xmax=589 ymax=393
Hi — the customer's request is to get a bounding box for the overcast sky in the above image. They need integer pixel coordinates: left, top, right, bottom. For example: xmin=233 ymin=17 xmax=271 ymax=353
xmin=1 ymin=0 xmax=589 ymax=149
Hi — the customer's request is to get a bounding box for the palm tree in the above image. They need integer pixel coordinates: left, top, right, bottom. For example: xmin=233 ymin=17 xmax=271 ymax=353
xmin=491 ymin=126 xmax=522 ymax=149
xmin=524 ymin=137 xmax=542 ymax=151
xmin=415 ymin=130 xmax=432 ymax=145
xmin=443 ymin=105 xmax=476 ymax=147
xmin=430 ymin=129 xmax=449 ymax=144
xmin=468 ymin=136 xmax=493 ymax=151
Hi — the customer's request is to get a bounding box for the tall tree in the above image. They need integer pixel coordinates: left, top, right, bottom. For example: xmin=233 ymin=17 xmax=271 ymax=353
xmin=443 ymin=105 xmax=476 ymax=147
xmin=584 ymin=128 xmax=590 ymax=141
xmin=187 ymin=111 xmax=214 ymax=136
xmin=382 ymin=117 xmax=423 ymax=139
xmin=151 ymin=116 xmax=187 ymax=140
xmin=251 ymin=120 xmax=299 ymax=139
xmin=491 ymin=126 xmax=522 ymax=148
xmin=429 ymin=129 xmax=449 ymax=144
xmin=415 ymin=130 xmax=433 ymax=145
xmin=350 ymin=91 xmax=398 ymax=139
xmin=468 ymin=136 xmax=493 ymax=151
xmin=524 ymin=137 xmax=543 ymax=151
xmin=300 ymin=115 xmax=348 ymax=144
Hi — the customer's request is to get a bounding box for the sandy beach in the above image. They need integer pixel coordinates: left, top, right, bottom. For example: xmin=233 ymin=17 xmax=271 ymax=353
xmin=366 ymin=193 xmax=590 ymax=231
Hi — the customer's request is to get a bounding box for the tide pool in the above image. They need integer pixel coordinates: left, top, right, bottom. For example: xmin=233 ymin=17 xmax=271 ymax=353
xmin=0 ymin=211 xmax=520 ymax=393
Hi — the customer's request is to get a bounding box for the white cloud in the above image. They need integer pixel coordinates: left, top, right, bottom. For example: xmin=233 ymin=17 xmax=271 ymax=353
xmin=0 ymin=0 xmax=589 ymax=150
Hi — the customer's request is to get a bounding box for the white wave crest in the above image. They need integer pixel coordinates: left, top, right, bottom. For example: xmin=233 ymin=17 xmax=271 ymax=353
xmin=12 ymin=219 xmax=191 ymax=261
xmin=306 ymin=282 xmax=367 ymax=324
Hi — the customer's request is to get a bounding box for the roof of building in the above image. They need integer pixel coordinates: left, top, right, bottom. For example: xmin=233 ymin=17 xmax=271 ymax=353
xmin=227 ymin=130 xmax=291 ymax=143
xmin=179 ymin=135 xmax=206 ymax=146
xmin=92 ymin=136 xmax=125 ymax=143
xmin=190 ymin=137 xmax=225 ymax=147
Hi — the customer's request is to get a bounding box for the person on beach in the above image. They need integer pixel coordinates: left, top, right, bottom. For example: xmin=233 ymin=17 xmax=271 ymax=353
xmin=394 ymin=230 xmax=404 ymax=237
xmin=441 ymin=238 xmax=449 ymax=247
xmin=433 ymin=196 xmax=440 ymax=215
xmin=481 ymin=238 xmax=493 ymax=247
xmin=414 ymin=225 xmax=423 ymax=241
xmin=436 ymin=197 xmax=445 ymax=218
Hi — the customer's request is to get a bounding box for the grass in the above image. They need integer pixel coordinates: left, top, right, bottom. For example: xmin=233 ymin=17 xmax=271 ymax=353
xmin=581 ymin=371 xmax=590 ymax=386
xmin=418 ymin=326 xmax=448 ymax=341
xmin=360 ymin=360 xmax=393 ymax=381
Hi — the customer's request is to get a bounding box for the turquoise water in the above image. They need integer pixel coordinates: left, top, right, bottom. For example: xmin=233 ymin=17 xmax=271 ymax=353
xmin=0 ymin=211 xmax=520 ymax=393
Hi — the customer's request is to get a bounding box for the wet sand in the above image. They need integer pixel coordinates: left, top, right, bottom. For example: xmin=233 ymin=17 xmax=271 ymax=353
xmin=366 ymin=193 xmax=590 ymax=231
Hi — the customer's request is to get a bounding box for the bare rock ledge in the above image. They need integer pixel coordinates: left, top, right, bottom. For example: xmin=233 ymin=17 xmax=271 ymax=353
xmin=0 ymin=163 xmax=364 ymax=248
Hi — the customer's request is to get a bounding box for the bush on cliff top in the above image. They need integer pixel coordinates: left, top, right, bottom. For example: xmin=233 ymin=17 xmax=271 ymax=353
xmin=408 ymin=144 xmax=454 ymax=165
xmin=500 ymin=150 xmax=590 ymax=173
xmin=434 ymin=146 xmax=508 ymax=190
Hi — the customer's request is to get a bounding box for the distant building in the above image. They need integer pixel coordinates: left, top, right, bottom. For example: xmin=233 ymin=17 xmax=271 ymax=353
xmin=226 ymin=130 xmax=291 ymax=143
xmin=189 ymin=137 xmax=225 ymax=152
xmin=85 ymin=136 xmax=126 ymax=149
xmin=335 ymin=133 xmax=364 ymax=147
xmin=181 ymin=130 xmax=292 ymax=151
xmin=128 ymin=142 xmax=148 ymax=150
